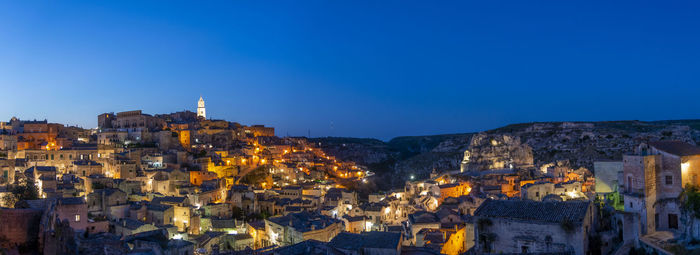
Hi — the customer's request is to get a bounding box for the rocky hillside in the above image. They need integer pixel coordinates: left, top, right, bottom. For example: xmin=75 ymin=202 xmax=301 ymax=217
xmin=312 ymin=120 xmax=700 ymax=190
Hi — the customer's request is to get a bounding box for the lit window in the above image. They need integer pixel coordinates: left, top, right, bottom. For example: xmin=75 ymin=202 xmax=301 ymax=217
xmin=75 ymin=214 xmax=80 ymax=222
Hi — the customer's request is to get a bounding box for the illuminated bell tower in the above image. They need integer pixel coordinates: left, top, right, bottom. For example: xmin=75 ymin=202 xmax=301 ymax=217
xmin=197 ymin=96 xmax=206 ymax=119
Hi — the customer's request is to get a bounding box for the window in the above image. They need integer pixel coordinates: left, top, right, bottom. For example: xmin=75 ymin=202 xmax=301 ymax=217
xmin=75 ymin=214 xmax=80 ymax=222
xmin=666 ymin=175 xmax=673 ymax=185
xmin=669 ymin=214 xmax=679 ymax=229
xmin=627 ymin=176 xmax=632 ymax=192
xmin=535 ymin=192 xmax=539 ymax=197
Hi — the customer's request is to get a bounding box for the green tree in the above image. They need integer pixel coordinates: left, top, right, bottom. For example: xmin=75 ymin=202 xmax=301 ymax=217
xmin=1 ymin=178 xmax=39 ymax=208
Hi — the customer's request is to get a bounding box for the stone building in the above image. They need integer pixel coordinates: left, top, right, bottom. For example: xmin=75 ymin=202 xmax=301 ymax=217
xmin=87 ymin=188 xmax=127 ymax=217
xmin=0 ymin=207 xmax=43 ymax=250
xmin=239 ymin=124 xmax=274 ymax=137
xmin=407 ymin=211 xmax=441 ymax=245
xmin=114 ymin=218 xmax=158 ymax=237
xmin=99 ymin=110 xmax=165 ymax=131
xmin=438 ymin=182 xmax=471 ymax=203
xmin=151 ymin=196 xmax=192 ymax=232
xmin=197 ymin=96 xmax=206 ymax=119
xmin=474 ymin=200 xmax=594 ymax=255
xmin=323 ymin=188 xmax=357 ymax=207
xmin=265 ymin=211 xmax=343 ymax=246
xmin=72 ymin=160 xmax=103 ymax=177
xmin=55 ymin=197 xmax=88 ymax=232
xmin=622 ymin=141 xmax=700 ymax=235
xmin=521 ymin=180 xmax=584 ymax=201
xmin=123 ymin=229 xmax=195 ymax=255
xmin=147 ymin=203 xmax=175 ymax=226
xmin=280 ymin=185 xmax=303 ymax=200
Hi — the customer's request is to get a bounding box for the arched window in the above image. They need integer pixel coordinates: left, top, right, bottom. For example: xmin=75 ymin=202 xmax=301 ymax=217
xmin=627 ymin=176 xmax=632 ymax=192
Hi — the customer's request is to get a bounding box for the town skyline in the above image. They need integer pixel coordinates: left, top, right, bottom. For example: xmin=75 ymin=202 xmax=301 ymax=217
xmin=3 ymin=1 xmax=700 ymax=139
xmin=4 ymin=98 xmax=700 ymax=141
xmin=3 ymin=2 xmax=700 ymax=254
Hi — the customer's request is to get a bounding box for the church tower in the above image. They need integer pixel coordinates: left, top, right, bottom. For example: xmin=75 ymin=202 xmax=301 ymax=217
xmin=197 ymin=96 xmax=206 ymax=119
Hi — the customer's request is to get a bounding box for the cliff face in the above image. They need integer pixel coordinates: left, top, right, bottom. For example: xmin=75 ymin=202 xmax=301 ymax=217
xmin=312 ymin=120 xmax=700 ymax=190
xmin=461 ymin=133 xmax=534 ymax=172
xmin=489 ymin=121 xmax=697 ymax=170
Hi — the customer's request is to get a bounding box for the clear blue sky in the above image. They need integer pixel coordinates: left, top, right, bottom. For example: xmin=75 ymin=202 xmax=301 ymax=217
xmin=1 ymin=1 xmax=699 ymax=140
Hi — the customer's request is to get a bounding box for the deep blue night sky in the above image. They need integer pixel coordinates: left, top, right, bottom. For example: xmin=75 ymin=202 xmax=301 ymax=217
xmin=1 ymin=1 xmax=699 ymax=140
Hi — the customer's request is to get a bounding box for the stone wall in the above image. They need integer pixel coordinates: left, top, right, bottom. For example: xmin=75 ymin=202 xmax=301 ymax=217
xmin=478 ymin=218 xmax=586 ymax=255
xmin=0 ymin=208 xmax=42 ymax=249
xmin=594 ymin=161 xmax=623 ymax=194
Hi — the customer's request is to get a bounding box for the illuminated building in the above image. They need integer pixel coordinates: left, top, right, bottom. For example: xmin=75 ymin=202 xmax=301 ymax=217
xmin=197 ymin=96 xmax=206 ymax=119
xmin=622 ymin=141 xmax=700 ymax=235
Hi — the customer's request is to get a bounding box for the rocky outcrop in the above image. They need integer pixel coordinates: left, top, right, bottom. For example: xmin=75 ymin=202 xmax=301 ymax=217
xmin=312 ymin=120 xmax=700 ymax=190
xmin=490 ymin=121 xmax=697 ymax=169
xmin=460 ymin=133 xmax=534 ymax=172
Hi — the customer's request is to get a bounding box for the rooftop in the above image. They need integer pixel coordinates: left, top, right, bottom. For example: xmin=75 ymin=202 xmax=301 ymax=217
xmin=271 ymin=239 xmax=335 ymax=255
xmin=147 ymin=203 xmax=173 ymax=212
xmin=328 ymin=232 xmax=402 ymax=251
xmin=118 ymin=218 xmax=148 ymax=230
xmin=649 ymin=141 xmax=700 ymax=156
xmin=150 ymin=196 xmax=187 ymax=205
xmin=267 ymin=211 xmax=341 ymax=232
xmin=409 ymin=211 xmax=439 ymax=224
xmin=474 ymin=199 xmax=591 ymax=225
xmin=58 ymin=197 xmax=85 ymax=205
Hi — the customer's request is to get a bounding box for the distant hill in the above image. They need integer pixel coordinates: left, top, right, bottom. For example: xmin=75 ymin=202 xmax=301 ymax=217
xmin=312 ymin=119 xmax=700 ymax=191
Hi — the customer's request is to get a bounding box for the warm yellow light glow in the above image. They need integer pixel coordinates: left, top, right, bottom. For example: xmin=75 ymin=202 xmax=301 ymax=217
xmin=566 ymin=191 xmax=579 ymax=198
xmin=269 ymin=230 xmax=279 ymax=244
xmin=682 ymin=162 xmax=690 ymax=174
